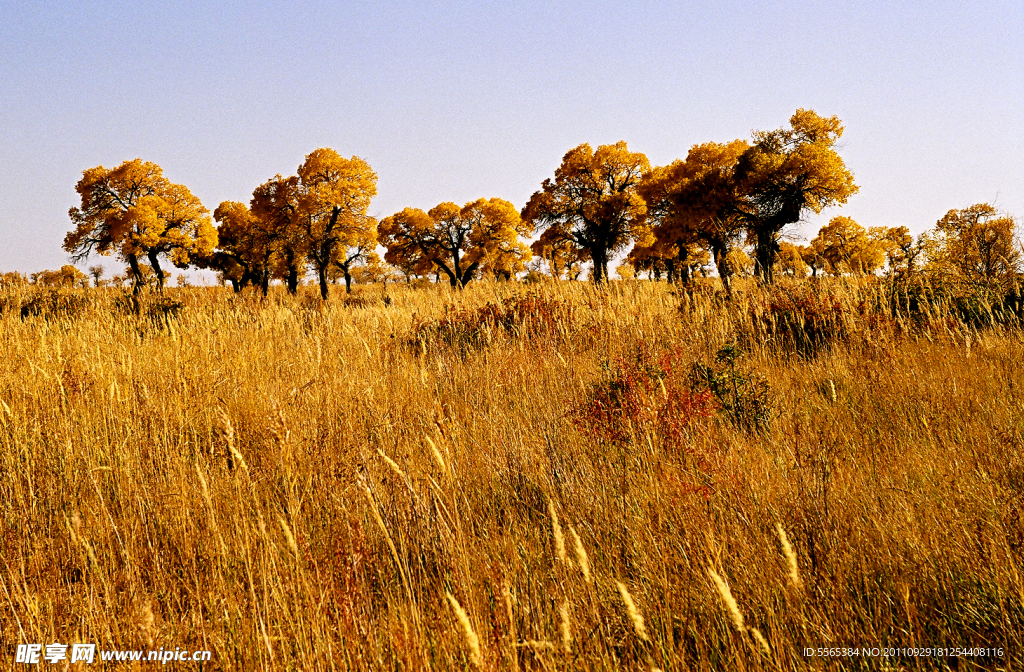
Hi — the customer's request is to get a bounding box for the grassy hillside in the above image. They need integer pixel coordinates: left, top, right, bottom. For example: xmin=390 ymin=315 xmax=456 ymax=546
xmin=0 ymin=279 xmax=1021 ymax=669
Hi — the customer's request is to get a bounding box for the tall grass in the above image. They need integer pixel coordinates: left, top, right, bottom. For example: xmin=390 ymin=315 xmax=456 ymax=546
xmin=0 ymin=277 xmax=1021 ymax=669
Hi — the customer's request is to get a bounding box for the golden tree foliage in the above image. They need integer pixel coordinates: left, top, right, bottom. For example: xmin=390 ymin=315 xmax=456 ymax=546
xmin=726 ymin=248 xmax=754 ymax=278
xmin=379 ymin=198 xmax=528 ymax=288
xmin=811 ymin=216 xmax=884 ymax=276
xmin=736 ymin=110 xmax=859 ymax=282
xmin=925 ymin=203 xmax=1022 ymax=295
xmin=870 ymin=225 xmax=925 ymax=278
xmin=297 ymin=148 xmax=378 ymax=298
xmin=777 ymin=242 xmax=809 ymax=278
xmin=0 ymin=271 xmax=28 ymax=287
xmin=349 ymin=252 xmax=398 ymax=285
xmin=615 ymin=261 xmax=636 ymax=280
xmin=210 ymin=201 xmax=266 ymax=292
xmin=625 ymin=242 xmax=667 ymax=280
xmin=481 ymin=238 xmax=531 ymax=281
xmin=209 ymin=175 xmax=305 ymax=295
xmin=630 ymin=170 xmax=715 ymax=285
xmin=800 ymin=241 xmax=827 ymax=277
xmin=31 ymin=265 xmax=89 ymax=288
xmin=64 ymin=159 xmax=216 ymax=293
xmin=521 ymin=142 xmax=649 ymax=284
xmin=633 ymin=165 xmax=697 ymax=283
xmin=639 ymin=140 xmax=750 ymax=293
xmin=249 ymin=174 xmax=305 ymax=294
xmin=530 ymin=232 xmax=588 ymax=280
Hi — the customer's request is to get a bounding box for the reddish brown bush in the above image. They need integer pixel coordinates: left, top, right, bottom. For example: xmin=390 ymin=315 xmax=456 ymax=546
xmin=569 ymin=343 xmax=718 ymax=449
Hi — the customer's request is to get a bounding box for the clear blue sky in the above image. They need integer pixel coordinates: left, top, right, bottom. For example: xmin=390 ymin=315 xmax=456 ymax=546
xmin=1 ymin=0 xmax=1021 ymax=274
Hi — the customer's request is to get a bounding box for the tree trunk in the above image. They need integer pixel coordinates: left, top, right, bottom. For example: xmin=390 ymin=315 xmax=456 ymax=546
xmin=452 ymin=251 xmax=464 ymax=289
xmin=753 ymin=233 xmax=774 ymax=285
xmin=127 ymin=254 xmax=143 ymax=296
xmin=318 ymin=264 xmax=329 ymax=300
xmin=590 ymin=247 xmax=607 ymax=284
xmin=282 ymin=249 xmax=299 ymax=294
xmin=754 ymin=199 xmax=799 ymax=284
xmin=677 ymin=247 xmax=692 ymax=285
xmin=148 ymin=251 xmax=166 ymax=292
xmin=344 ymin=269 xmax=352 ymax=293
xmin=712 ymin=242 xmax=732 ymax=295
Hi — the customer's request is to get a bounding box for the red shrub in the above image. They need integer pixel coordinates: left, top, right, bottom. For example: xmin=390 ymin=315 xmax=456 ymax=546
xmin=569 ymin=344 xmax=718 ymax=449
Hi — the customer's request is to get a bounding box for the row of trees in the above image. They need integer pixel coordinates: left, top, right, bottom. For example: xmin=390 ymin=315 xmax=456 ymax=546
xmin=624 ymin=202 xmax=1021 ymax=298
xmin=59 ymin=109 xmax=1018 ymax=297
xmin=0 ymin=265 xmax=90 ymax=288
xmin=63 ymin=149 xmax=378 ymax=299
xmin=794 ymin=204 xmax=1020 ymax=295
xmin=615 ymin=110 xmax=858 ymax=293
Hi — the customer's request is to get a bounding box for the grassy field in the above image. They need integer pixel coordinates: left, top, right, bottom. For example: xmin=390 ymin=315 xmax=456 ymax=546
xmin=0 ymin=279 xmax=1022 ymax=670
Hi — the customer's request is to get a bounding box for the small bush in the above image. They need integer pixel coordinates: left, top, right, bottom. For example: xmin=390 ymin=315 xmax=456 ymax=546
xmin=747 ymin=282 xmax=850 ymax=357
xmin=0 ymin=294 xmax=22 ymax=314
xmin=884 ymin=278 xmax=1024 ymax=329
xmin=111 ymin=293 xmax=185 ymax=328
xmin=147 ymin=296 xmax=185 ymax=322
xmin=569 ymin=343 xmax=719 ymax=448
xmin=690 ymin=344 xmax=772 ymax=433
xmin=409 ymin=292 xmax=574 ymax=352
xmin=18 ymin=290 xmax=91 ymax=321
xmin=341 ymin=295 xmax=370 ymax=308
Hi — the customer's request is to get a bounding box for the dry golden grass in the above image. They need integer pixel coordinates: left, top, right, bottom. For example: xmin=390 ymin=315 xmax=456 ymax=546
xmin=1 ymin=277 xmax=1022 ymax=669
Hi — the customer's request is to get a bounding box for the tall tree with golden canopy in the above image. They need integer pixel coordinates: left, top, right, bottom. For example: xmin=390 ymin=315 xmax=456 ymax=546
xmin=64 ymin=159 xmax=216 ymax=294
xmin=209 ymin=200 xmax=274 ymax=292
xmin=640 ymin=140 xmax=750 ymax=294
xmin=735 ymin=109 xmax=859 ymax=283
xmin=250 ymin=174 xmax=304 ymax=294
xmin=521 ymin=142 xmax=649 ymax=284
xmin=926 ymin=203 xmax=1021 ymax=295
xmin=296 ymin=148 xmax=378 ymax=298
xmin=379 ymin=198 xmax=527 ymax=288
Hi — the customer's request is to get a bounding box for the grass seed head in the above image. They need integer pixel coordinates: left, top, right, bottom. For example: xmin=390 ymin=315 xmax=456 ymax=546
xmin=425 ymin=435 xmax=446 ymax=474
xmin=616 ymin=581 xmax=649 ymax=642
xmin=559 ymin=601 xmax=572 ymax=654
xmin=549 ymin=499 xmax=566 ymax=562
xmin=708 ymin=568 xmax=745 ymax=632
xmin=569 ymin=526 xmax=591 ymax=583
xmin=446 ymin=591 xmax=482 ymax=668
xmin=776 ymin=523 xmax=802 ymax=590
